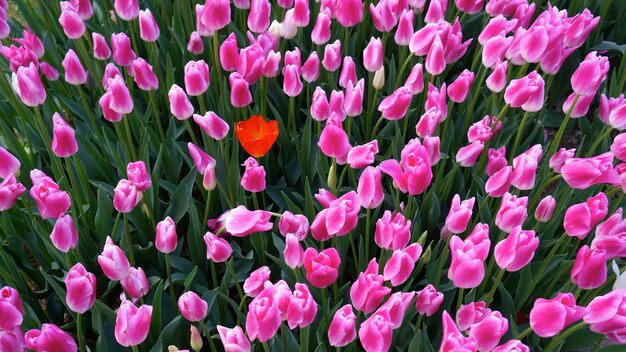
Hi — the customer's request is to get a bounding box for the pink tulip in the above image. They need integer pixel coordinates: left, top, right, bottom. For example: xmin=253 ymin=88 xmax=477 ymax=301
xmin=339 ymin=56 xmax=357 ymax=89
xmin=424 ymin=83 xmax=448 ymax=117
xmin=442 ymin=194 xmax=475 ymax=237
xmin=29 ymin=170 xmax=71 ymax=220
xmin=359 ymin=309 xmax=393 ymax=352
xmin=241 ymin=157 xmax=266 ymax=192
xmin=98 ymin=236 xmax=131 ymax=281
xmin=184 ymin=60 xmax=210 ymax=96
xmin=415 ymin=284 xmax=444 ymax=316
xmin=12 ymin=62 xmax=46 ymax=107
xmin=138 ymin=9 xmax=159 ymax=42
xmin=111 ymin=33 xmax=136 ymax=66
xmin=564 ymin=192 xmax=609 ymax=240
xmin=246 ymin=285 xmax=281 ymax=342
xmin=40 ymin=62 xmax=59 ymax=81
xmin=468 ymin=310 xmax=509 ymax=352
xmin=504 ymin=71 xmax=544 ymax=112
xmin=492 ymin=340 xmax=530 ymax=352
xmin=571 ymin=245 xmax=607 ymax=290
xmin=229 ymin=72 xmax=253 ymax=107
xmin=168 ymin=84 xmax=194 ymax=120
xmin=395 ymin=9 xmax=414 ymax=45
xmin=561 ymin=152 xmax=619 ymax=190
xmin=535 ymin=195 xmax=556 ymax=222
xmin=0 ymin=286 xmax=23 ymax=330
xmin=106 ymin=75 xmax=134 ymax=115
xmin=188 ymin=142 xmax=214 ymax=174
xmin=311 ymin=8 xmax=332 ymax=45
xmin=378 ymin=291 xmax=415 ymax=328
xmin=126 ymin=161 xmax=151 ymax=192
xmin=155 ymin=217 xmax=177 ymax=254
xmin=328 ymin=305 xmax=357 ymax=347
xmin=199 ymin=0 xmax=231 ymax=31
xmin=178 ymin=291 xmax=208 ymax=322
xmin=0 ymin=147 xmax=20 ymax=179
xmin=59 ymin=2 xmax=85 ymax=39
xmin=284 ymin=233 xmax=305 ymax=269
xmin=322 ymin=40 xmax=342 ymax=72
xmin=25 ymin=324 xmax=77 ymax=352
xmin=0 ymin=327 xmax=26 ymax=352
xmin=224 ymin=206 xmax=273 ymax=237
xmin=562 ymin=93 xmax=594 ymax=118
xmin=468 ymin=116 xmax=502 ymax=143
xmin=448 ymin=69 xmax=475 ymax=103
xmin=187 ymin=31 xmax=204 ymax=55
xmin=571 ymin=51 xmax=609 ymax=97
xmin=318 ymin=115 xmax=351 ymax=159
xmin=243 ymin=266 xmax=271 ymax=298
xmin=425 ymin=0 xmax=447 ymax=22
xmin=350 ymin=259 xmax=391 ymax=313
xmin=379 ymin=139 xmax=433 ymax=195
xmin=217 ymin=325 xmax=251 ymax=352
xmin=1 ymin=44 xmax=38 ymax=73
xmin=286 ymin=283 xmax=317 ymax=329
xmin=383 ymin=243 xmax=422 ymax=286
xmin=284 ymin=48 xmax=301 ymax=70
xmin=357 ymin=166 xmax=384 ymax=209
xmin=248 ymin=0 xmax=271 ymax=33
xmin=600 ymin=94 xmax=626 ymax=128
xmin=425 ymin=35 xmax=446 ymax=75
xmin=50 ymin=213 xmax=78 ymax=253
xmin=336 ymin=0 xmax=364 ymax=27
xmin=422 ymin=136 xmax=441 ymax=165
xmin=529 ymin=293 xmax=586 ymax=338
xmin=194 ymin=4 xmax=212 ymax=36
xmin=348 ymin=140 xmax=378 ymax=169
xmin=220 ymin=33 xmax=240 ymax=71
xmin=440 ymin=311 xmax=478 ymax=352
xmin=238 ymin=44 xmax=264 ymax=84
xmin=550 ymin=147 xmax=576 ymax=173
xmin=293 ymin=0 xmax=310 ymax=27
xmin=131 ymin=58 xmax=158 ymax=91
xmin=51 ymin=113 xmax=78 ymax=158
xmin=100 ymin=92 xmax=122 ymax=123
xmin=456 ymin=0 xmax=483 ymax=14
xmin=486 ymin=59 xmax=508 ymax=93
xmin=115 ymin=300 xmax=152 ymax=347
xmin=92 ymin=32 xmax=111 ymax=60
xmin=262 ymin=50 xmax=281 ymax=78
xmin=584 ymin=289 xmax=626 ymax=343
xmin=303 ymin=247 xmax=340 ymax=288
xmin=456 ymin=141 xmax=485 ymax=167
xmin=592 ymin=209 xmax=626 ymax=260
xmin=510 ymin=144 xmax=542 ymax=190
xmin=456 ymin=301 xmax=489 ymax=331
xmin=363 ymin=37 xmax=383 ymax=73
xmin=101 ymin=64 xmax=121 ymax=89
xmin=404 ymin=63 xmax=424 ymax=95
xmin=495 ymin=192 xmax=528 ymax=233
xmin=302 ymin=52 xmax=320 ymax=83
xmin=494 ymin=225 xmax=538 ymax=272
xmin=113 ymin=179 xmax=142 ymax=213
xmin=344 ymin=79 xmax=364 ymax=117
xmin=283 ymin=64 xmax=303 ymax=97
xmin=113 ymin=0 xmax=138 ymax=20
xmin=379 ymin=87 xmax=413 ymax=120
xmin=203 ymin=231 xmax=233 ymax=262
xmin=193 ymin=111 xmax=230 ymax=140
xmin=310 ymin=87 xmax=330 ymax=121
xmin=0 ymin=175 xmax=26 ymax=211
xmin=121 ymin=267 xmax=149 ymax=299
xmin=369 ymin=0 xmax=396 ymax=32
xmin=278 ymin=211 xmax=309 ymax=240
xmin=330 ymin=90 xmax=346 ymax=120
xmin=611 ymin=134 xmax=626 ymax=161
xmin=448 ymin=234 xmax=487 ymax=289
xmin=310 ymin=191 xmax=360 ymax=240
xmin=62 ymin=49 xmax=87 ymax=85
xmin=375 ymin=210 xmax=411 ymax=251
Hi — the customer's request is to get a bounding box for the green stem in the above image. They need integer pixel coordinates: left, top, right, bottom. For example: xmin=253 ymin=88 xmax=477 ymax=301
xmin=588 ymin=126 xmax=614 ymax=156
xmin=456 ymin=288 xmax=464 ymax=311
xmin=543 ymin=322 xmax=587 ymax=352
xmin=365 ymin=209 xmax=371 ymax=264
xmin=77 ymin=313 xmax=86 ymax=352
xmin=516 ymin=326 xmax=533 ymax=340
xmin=123 ymin=116 xmax=138 ymax=161
xmin=262 ymin=342 xmax=271 ymax=352
xmin=131 ymin=346 xmax=140 ymax=352
xmin=212 ymin=32 xmax=224 ymax=96
xmin=165 ymin=253 xmax=177 ymax=309
xmin=509 ymin=111 xmax=532 ymax=163
xmin=226 ymin=259 xmax=245 ymax=300
xmin=548 ymin=95 xmax=579 ymax=157
xmin=485 ymin=268 xmax=505 ymax=304
xmin=200 ymin=321 xmax=218 ymax=352
xmin=123 ymin=213 xmax=135 ymax=265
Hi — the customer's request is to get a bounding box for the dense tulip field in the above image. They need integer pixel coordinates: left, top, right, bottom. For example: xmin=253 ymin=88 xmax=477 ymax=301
xmin=1 ymin=0 xmax=626 ymax=351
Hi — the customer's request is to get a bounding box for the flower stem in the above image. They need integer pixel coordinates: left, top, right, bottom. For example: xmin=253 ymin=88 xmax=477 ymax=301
xmin=165 ymin=253 xmax=177 ymax=309
xmin=226 ymin=259 xmax=245 ymax=301
xmin=212 ymin=32 xmax=224 ymax=96
xmin=456 ymin=288 xmax=464 ymax=311
xmin=123 ymin=213 xmax=135 ymax=266
xmin=548 ymin=95 xmax=579 ymax=157
xmin=200 ymin=320 xmax=218 ymax=352
xmin=509 ymin=111 xmax=532 ymax=163
xmin=485 ymin=268 xmax=505 ymax=304
xmin=543 ymin=322 xmax=587 ymax=352
xmin=516 ymin=326 xmax=533 ymax=340
xmin=77 ymin=313 xmax=86 ymax=352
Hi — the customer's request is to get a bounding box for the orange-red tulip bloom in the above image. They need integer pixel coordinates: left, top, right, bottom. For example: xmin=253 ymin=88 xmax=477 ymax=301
xmin=235 ymin=116 xmax=279 ymax=158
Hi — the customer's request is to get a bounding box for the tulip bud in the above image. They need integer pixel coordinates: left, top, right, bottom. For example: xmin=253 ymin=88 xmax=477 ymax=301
xmin=187 ymin=31 xmax=204 ymax=55
xmin=62 ymin=49 xmax=87 ymax=85
xmin=190 ymin=326 xmax=203 ymax=351
xmin=52 ymin=113 xmax=78 ymax=158
xmin=156 ymin=217 xmax=177 ymax=254
xmin=535 ymin=195 xmax=556 ymax=222
xmin=139 ymin=9 xmax=159 ymax=42
xmin=373 ymin=66 xmax=385 ymax=90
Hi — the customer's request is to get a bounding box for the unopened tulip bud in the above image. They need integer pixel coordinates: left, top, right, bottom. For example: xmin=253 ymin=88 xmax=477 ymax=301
xmin=421 ymin=245 xmax=432 ymax=263
xmin=328 ymin=157 xmax=337 ymax=193
xmin=190 ymin=326 xmax=203 ymax=351
xmin=373 ymin=66 xmax=385 ymax=90
xmin=417 ymin=230 xmax=428 ymax=246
